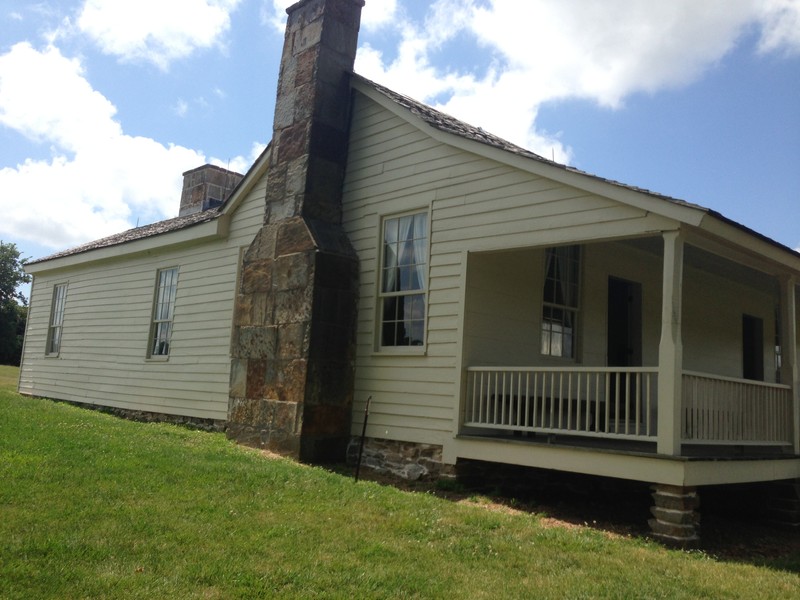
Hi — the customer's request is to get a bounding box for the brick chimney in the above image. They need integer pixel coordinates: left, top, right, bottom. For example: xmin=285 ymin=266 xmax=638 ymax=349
xmin=227 ymin=0 xmax=363 ymax=461
xmin=179 ymin=164 xmax=243 ymax=216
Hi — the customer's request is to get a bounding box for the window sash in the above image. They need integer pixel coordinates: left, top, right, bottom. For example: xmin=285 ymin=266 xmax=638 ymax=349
xmin=379 ymin=212 xmax=428 ymax=347
xmin=541 ymin=246 xmax=580 ymax=358
xmin=149 ymin=268 xmax=178 ymax=357
xmin=46 ymin=284 xmax=67 ymax=355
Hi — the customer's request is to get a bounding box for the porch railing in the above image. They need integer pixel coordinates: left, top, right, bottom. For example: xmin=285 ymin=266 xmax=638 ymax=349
xmin=464 ymin=367 xmax=658 ymax=441
xmin=682 ymin=371 xmax=793 ymax=445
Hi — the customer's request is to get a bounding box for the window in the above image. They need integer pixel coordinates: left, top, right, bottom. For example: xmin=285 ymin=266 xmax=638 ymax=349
xmin=379 ymin=211 xmax=428 ymax=347
xmin=541 ymin=245 xmax=580 ymax=358
xmin=149 ymin=268 xmax=179 ymax=357
xmin=46 ymin=284 xmax=68 ymax=355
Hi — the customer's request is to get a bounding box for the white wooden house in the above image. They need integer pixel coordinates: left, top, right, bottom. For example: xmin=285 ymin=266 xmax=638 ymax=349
xmin=343 ymin=77 xmax=800 ymax=524
xmin=19 ymin=160 xmax=268 ymax=424
xmin=19 ymin=0 xmax=800 ymax=544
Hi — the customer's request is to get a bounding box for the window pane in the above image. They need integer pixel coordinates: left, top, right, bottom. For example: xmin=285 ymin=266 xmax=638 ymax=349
xmin=47 ymin=284 xmax=67 ymax=355
xmin=150 ymin=268 xmax=178 ymax=357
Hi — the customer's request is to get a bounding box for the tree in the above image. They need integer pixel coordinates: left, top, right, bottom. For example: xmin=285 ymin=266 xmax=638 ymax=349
xmin=1 ymin=241 xmax=30 ymax=305
xmin=0 ymin=241 xmax=31 ymax=365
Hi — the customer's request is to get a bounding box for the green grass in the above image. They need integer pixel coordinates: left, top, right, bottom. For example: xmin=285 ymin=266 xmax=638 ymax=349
xmin=1 ymin=366 xmax=798 ymax=599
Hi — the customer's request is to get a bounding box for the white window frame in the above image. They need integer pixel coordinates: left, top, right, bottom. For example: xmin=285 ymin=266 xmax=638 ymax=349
xmin=46 ymin=283 xmax=68 ymax=356
xmin=148 ymin=267 xmax=179 ymax=358
xmin=377 ymin=210 xmax=429 ymax=351
xmin=541 ymin=245 xmax=580 ymax=359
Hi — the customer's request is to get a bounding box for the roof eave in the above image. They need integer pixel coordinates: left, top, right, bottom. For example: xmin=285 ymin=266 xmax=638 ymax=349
xmin=24 ymin=219 xmax=222 ymax=274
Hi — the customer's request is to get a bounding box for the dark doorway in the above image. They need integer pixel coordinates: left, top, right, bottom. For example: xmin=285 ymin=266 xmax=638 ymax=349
xmin=607 ymin=277 xmax=642 ymax=368
xmin=742 ymin=314 xmax=764 ymax=381
xmin=607 ymin=278 xmax=643 ymax=425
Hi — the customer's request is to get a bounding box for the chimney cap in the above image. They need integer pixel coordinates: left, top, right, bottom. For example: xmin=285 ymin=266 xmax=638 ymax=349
xmin=181 ymin=163 xmax=243 ymax=178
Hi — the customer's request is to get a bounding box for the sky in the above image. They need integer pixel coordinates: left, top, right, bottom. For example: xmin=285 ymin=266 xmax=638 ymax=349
xmin=1 ymin=0 xmax=799 ymax=301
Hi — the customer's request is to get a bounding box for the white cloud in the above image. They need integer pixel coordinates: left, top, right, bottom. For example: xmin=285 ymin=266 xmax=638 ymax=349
xmin=361 ymin=0 xmax=398 ymax=30
xmin=76 ymin=0 xmax=242 ymax=69
xmin=215 ymin=142 xmax=268 ymax=175
xmin=0 ymin=42 xmax=259 ymax=250
xmin=355 ymin=0 xmax=800 ymax=162
xmin=0 ymin=43 xmax=119 ymax=152
xmin=757 ymin=0 xmax=800 ymax=55
xmin=264 ymin=0 xmax=398 ymax=32
xmin=173 ymin=99 xmax=189 ymax=117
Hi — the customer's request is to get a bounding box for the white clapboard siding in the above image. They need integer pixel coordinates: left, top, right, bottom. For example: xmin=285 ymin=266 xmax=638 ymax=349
xmin=18 ymin=174 xmax=266 ymax=420
xmin=341 ymin=88 xmax=684 ymax=445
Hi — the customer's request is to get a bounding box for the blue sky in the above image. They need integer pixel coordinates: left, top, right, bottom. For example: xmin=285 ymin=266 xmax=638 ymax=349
xmin=1 ymin=0 xmax=799 ymax=301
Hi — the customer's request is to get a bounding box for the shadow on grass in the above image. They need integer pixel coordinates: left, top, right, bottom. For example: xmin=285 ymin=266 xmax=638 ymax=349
xmin=335 ymin=463 xmax=800 ymax=574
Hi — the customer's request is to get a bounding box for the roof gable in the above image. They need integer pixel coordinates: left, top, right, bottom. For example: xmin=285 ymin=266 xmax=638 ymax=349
xmin=351 ymin=75 xmax=800 ymax=268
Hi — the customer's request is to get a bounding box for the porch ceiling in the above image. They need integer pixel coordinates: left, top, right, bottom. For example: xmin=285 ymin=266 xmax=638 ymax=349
xmin=619 ymin=237 xmax=777 ymax=291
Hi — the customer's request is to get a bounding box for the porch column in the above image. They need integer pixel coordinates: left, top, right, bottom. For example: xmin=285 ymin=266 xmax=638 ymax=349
xmin=657 ymin=230 xmax=684 ymax=456
xmin=780 ymin=276 xmax=799 ymax=454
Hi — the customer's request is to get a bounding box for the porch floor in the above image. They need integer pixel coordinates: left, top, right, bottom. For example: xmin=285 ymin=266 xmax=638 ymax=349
xmin=459 ymin=429 xmax=794 ymax=461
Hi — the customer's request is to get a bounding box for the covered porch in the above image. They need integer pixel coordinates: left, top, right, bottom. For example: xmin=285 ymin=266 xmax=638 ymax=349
xmin=455 ymin=228 xmax=800 ymax=469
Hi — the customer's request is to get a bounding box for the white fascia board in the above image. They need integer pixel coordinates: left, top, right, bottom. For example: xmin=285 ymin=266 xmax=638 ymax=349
xmin=692 ymin=214 xmax=800 ymax=275
xmin=25 ymin=219 xmax=222 ymax=275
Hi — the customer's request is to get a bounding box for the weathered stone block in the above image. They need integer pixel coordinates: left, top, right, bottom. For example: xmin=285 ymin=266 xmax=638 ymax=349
xmin=294 ymin=45 xmax=320 ymax=90
xmin=651 ymin=487 xmax=699 ymax=511
xmin=229 ymin=358 xmax=246 ymax=398
xmin=278 ymin=321 xmax=310 ymax=360
xmin=648 ymin=518 xmax=700 ymax=545
xmin=274 ymin=252 xmax=311 ymax=291
xmin=237 ymin=325 xmax=277 ymax=359
xmin=280 ymin=358 xmax=308 ymax=396
xmin=274 ymin=287 xmax=314 ymax=323
xmin=234 ymin=294 xmax=252 ymax=327
xmin=251 ymin=292 xmax=273 ymax=326
xmin=276 ymin=217 xmax=316 ymax=255
xmin=241 ymin=258 xmax=273 ymax=294
xmin=273 ymin=399 xmax=302 ymax=435
xmin=302 ymin=404 xmax=349 ymax=436
xmin=293 ymin=20 xmax=324 ymax=56
xmin=305 ymin=357 xmax=354 ymax=405
xmin=245 ymin=226 xmax=278 ymax=260
xmin=246 ymin=359 xmax=268 ymax=399
xmin=228 ymin=397 xmax=270 ymax=427
xmin=278 ymin=122 xmax=312 ymax=165
xmin=286 ymin=157 xmax=309 ymax=199
xmin=650 ymin=506 xmax=701 ymax=525
xmin=265 ymin=166 xmax=288 ymax=206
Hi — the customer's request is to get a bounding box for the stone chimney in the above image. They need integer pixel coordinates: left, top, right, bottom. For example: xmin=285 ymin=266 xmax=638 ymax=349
xmin=179 ymin=164 xmax=244 ymax=216
xmin=227 ymin=0 xmax=363 ymax=462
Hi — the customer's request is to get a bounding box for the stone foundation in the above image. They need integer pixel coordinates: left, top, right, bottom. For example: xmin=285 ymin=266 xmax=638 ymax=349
xmin=49 ymin=398 xmax=226 ymax=432
xmin=347 ymin=437 xmax=454 ymax=480
xmin=649 ymin=484 xmax=700 ymax=548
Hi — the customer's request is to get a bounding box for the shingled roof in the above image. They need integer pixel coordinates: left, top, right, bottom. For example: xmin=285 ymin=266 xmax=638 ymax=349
xmin=27 ymin=208 xmax=221 ymax=265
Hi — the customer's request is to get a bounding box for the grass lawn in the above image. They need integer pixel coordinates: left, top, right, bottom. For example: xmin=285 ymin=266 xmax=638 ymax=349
xmin=1 ymin=364 xmax=799 ymax=599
